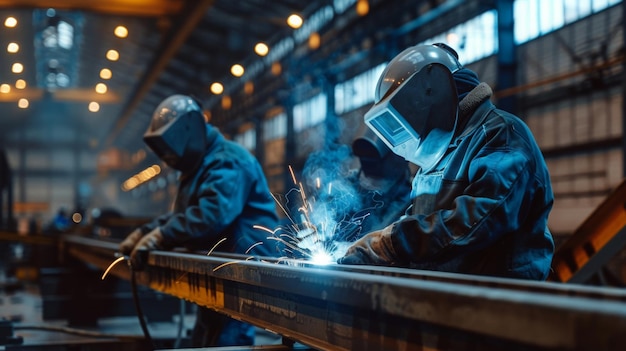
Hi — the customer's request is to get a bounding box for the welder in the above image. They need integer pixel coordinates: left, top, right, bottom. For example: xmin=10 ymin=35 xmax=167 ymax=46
xmin=338 ymin=43 xmax=555 ymax=280
xmin=118 ymin=94 xmax=279 ymax=347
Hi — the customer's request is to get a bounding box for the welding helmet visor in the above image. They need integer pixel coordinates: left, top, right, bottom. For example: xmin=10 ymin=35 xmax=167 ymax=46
xmin=364 ymin=44 xmax=461 ymax=171
xmin=143 ymin=94 xmax=207 ymax=172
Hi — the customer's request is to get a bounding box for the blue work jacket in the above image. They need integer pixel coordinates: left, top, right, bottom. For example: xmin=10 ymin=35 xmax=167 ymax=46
xmin=142 ymin=125 xmax=279 ymax=258
xmin=390 ymin=86 xmax=555 ymax=280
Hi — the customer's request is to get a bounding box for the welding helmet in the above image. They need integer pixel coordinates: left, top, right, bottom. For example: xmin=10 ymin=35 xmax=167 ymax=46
xmin=143 ymin=94 xmax=207 ymax=172
xmin=352 ymin=128 xmax=407 ymax=180
xmin=364 ymin=43 xmax=462 ymax=171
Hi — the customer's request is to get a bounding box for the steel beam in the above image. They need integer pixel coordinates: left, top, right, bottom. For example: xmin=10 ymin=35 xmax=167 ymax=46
xmin=63 ymin=235 xmax=626 ymax=351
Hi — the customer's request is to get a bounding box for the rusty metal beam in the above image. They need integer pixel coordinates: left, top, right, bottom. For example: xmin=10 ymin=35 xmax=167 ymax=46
xmin=550 ymin=178 xmax=626 ymax=283
xmin=101 ymin=0 xmax=214 ymax=150
xmin=0 ymin=0 xmax=185 ymax=17
xmin=63 ymin=235 xmax=626 ymax=351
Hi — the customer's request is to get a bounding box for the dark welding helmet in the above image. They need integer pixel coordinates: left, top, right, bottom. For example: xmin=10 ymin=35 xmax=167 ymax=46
xmin=364 ymin=43 xmax=462 ymax=171
xmin=143 ymin=94 xmax=208 ymax=172
xmin=352 ymin=129 xmax=407 ymax=180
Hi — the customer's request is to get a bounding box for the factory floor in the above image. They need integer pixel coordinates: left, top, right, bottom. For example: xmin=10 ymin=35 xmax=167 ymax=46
xmin=0 ymin=241 xmax=285 ymax=351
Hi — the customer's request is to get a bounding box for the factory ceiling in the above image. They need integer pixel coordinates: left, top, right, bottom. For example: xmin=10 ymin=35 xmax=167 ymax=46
xmin=0 ymin=0 xmax=486 ymax=180
xmin=0 ymin=0 xmax=325 ymax=169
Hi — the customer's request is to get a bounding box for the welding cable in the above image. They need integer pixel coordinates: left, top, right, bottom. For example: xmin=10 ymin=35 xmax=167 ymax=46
xmin=174 ymin=298 xmax=185 ymax=348
xmin=14 ymin=324 xmax=142 ymax=341
xmin=130 ymin=267 xmax=155 ymax=350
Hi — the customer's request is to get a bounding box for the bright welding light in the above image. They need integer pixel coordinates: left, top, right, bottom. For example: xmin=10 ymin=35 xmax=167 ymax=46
xmin=309 ymin=251 xmax=333 ymax=266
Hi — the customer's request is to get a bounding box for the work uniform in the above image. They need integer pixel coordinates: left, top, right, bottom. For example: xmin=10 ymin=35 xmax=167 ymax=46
xmin=139 ymin=123 xmax=278 ymax=346
xmin=391 ymin=83 xmax=555 ymax=280
xmin=140 ymin=125 xmax=278 ymax=257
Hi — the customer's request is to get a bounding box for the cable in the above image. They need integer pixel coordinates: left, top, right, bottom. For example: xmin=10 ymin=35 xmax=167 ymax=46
xmin=14 ymin=324 xmax=142 ymax=341
xmin=174 ymin=298 xmax=185 ymax=348
xmin=130 ymin=267 xmax=154 ymax=350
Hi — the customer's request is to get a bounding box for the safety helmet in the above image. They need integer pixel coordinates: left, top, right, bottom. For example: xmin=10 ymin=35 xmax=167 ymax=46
xmin=364 ymin=43 xmax=462 ymax=171
xmin=143 ymin=94 xmax=208 ymax=172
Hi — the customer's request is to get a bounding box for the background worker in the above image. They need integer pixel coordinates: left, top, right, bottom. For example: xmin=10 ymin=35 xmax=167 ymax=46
xmin=118 ymin=94 xmax=279 ymax=347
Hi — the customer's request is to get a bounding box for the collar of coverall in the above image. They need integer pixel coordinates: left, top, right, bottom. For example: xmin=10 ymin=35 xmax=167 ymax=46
xmin=452 ymin=82 xmax=493 ymax=140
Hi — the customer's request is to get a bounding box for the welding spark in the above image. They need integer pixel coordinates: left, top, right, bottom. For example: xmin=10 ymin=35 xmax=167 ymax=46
xmin=101 ymin=256 xmax=127 ymax=280
xmin=261 ymin=168 xmax=382 ymax=266
xmin=207 ymin=237 xmax=228 ymax=256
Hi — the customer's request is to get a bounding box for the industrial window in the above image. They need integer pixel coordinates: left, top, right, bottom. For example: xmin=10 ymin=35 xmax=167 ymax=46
xmin=514 ymin=0 xmax=622 ymax=44
xmin=293 ymin=93 xmax=327 ymax=132
xmin=234 ymin=128 xmax=256 ymax=151
xmin=263 ymin=112 xmax=287 ymax=141
xmin=420 ymin=10 xmax=498 ymax=65
xmin=334 ymin=63 xmax=386 ymax=115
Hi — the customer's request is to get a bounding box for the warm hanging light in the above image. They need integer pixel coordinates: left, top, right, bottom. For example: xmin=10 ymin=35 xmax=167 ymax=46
xmin=271 ymin=62 xmax=282 ymax=76
xmin=7 ymin=42 xmax=19 ymax=53
xmin=4 ymin=17 xmax=17 ymax=28
xmin=88 ymin=101 xmax=100 ymax=112
xmin=106 ymin=49 xmax=119 ymax=61
xmin=0 ymin=84 xmax=10 ymax=93
xmin=114 ymin=25 xmax=128 ymax=38
xmin=95 ymin=83 xmax=107 ymax=94
xmin=12 ymin=62 xmax=23 ymax=73
xmin=244 ymin=81 xmax=254 ymax=95
xmin=221 ymin=95 xmax=232 ymax=110
xmin=18 ymin=98 xmax=29 ymax=108
xmin=254 ymin=42 xmax=269 ymax=56
xmin=230 ymin=64 xmax=244 ymax=77
xmin=287 ymin=14 xmax=303 ymax=29
xmin=210 ymin=82 xmax=224 ymax=95
xmin=309 ymin=32 xmax=321 ymax=50
xmin=15 ymin=79 xmax=26 ymax=89
xmin=100 ymin=68 xmax=112 ymax=79
xmin=356 ymin=0 xmax=369 ymax=16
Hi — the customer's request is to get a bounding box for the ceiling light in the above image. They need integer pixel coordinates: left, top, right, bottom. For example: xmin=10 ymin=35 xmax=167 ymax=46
xmin=106 ymin=49 xmax=119 ymax=61
xmin=15 ymin=79 xmax=26 ymax=89
xmin=271 ymin=62 xmax=282 ymax=76
xmin=12 ymin=63 xmax=23 ymax=73
xmin=309 ymin=32 xmax=321 ymax=50
xmin=244 ymin=81 xmax=254 ymax=95
xmin=221 ymin=95 xmax=232 ymax=110
xmin=18 ymin=98 xmax=29 ymax=108
xmin=4 ymin=17 xmax=17 ymax=28
xmin=210 ymin=82 xmax=224 ymax=95
xmin=7 ymin=42 xmax=19 ymax=53
xmin=114 ymin=25 xmax=128 ymax=38
xmin=254 ymin=42 xmax=269 ymax=56
xmin=356 ymin=0 xmax=369 ymax=16
xmin=0 ymin=84 xmax=10 ymax=93
xmin=287 ymin=14 xmax=303 ymax=29
xmin=100 ymin=68 xmax=112 ymax=79
xmin=230 ymin=64 xmax=244 ymax=77
xmin=95 ymin=83 xmax=107 ymax=94
xmin=88 ymin=101 xmax=100 ymax=112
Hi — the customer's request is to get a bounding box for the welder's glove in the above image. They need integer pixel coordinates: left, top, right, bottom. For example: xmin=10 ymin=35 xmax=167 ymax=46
xmin=119 ymin=228 xmax=143 ymax=255
xmin=337 ymin=224 xmax=397 ymax=265
xmin=130 ymin=227 xmax=164 ymax=268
